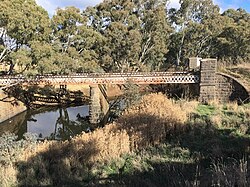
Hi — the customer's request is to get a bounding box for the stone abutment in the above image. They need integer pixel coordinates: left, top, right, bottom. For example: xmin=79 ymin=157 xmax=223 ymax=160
xmin=199 ymin=59 xmax=249 ymax=103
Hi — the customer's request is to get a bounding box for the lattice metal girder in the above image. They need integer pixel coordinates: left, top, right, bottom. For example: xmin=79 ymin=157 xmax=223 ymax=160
xmin=28 ymin=75 xmax=199 ymax=85
xmin=0 ymin=78 xmax=25 ymax=89
xmin=0 ymin=73 xmax=200 ymax=86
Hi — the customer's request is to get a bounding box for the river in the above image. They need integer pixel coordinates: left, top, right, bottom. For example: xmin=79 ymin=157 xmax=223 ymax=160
xmin=0 ymin=105 xmax=92 ymax=140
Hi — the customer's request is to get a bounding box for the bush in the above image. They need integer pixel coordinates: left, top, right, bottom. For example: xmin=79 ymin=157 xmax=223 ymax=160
xmin=115 ymin=93 xmax=195 ymax=150
xmin=0 ymin=133 xmax=37 ymax=187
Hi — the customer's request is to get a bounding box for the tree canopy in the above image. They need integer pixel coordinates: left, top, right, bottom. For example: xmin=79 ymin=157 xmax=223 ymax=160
xmin=0 ymin=0 xmax=249 ymax=75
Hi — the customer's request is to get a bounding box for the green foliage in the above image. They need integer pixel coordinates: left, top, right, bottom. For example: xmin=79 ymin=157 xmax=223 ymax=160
xmin=98 ymin=143 xmax=194 ymax=179
xmin=85 ymin=0 xmax=172 ymax=72
xmin=167 ymin=0 xmax=222 ymax=65
xmin=45 ymin=7 xmax=105 ymax=74
xmin=167 ymin=0 xmax=250 ymax=65
xmin=0 ymin=0 xmax=50 ymax=43
xmin=221 ymin=106 xmax=250 ymax=136
xmin=9 ymin=48 xmax=32 ymax=73
xmin=0 ymin=0 xmax=50 ymax=74
xmin=215 ymin=9 xmax=250 ymax=63
xmin=193 ymin=103 xmax=250 ymax=136
xmin=0 ymin=0 xmax=249 ymax=74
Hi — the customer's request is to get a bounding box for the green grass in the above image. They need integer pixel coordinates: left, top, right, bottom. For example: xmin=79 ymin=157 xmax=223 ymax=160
xmin=194 ymin=104 xmax=216 ymax=119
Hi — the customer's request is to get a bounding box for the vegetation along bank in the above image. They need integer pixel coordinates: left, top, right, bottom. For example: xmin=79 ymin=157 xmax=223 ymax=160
xmin=1 ymin=93 xmax=250 ymax=186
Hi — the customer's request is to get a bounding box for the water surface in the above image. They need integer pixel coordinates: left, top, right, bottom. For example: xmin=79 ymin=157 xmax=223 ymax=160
xmin=0 ymin=105 xmax=91 ymax=140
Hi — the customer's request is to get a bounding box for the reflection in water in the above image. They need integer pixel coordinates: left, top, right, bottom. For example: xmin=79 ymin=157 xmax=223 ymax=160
xmin=0 ymin=111 xmax=27 ymax=137
xmin=0 ymin=105 xmax=91 ymax=140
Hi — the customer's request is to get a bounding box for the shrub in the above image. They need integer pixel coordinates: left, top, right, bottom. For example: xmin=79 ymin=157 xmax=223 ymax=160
xmin=71 ymin=123 xmax=130 ymax=163
xmin=0 ymin=133 xmax=37 ymax=187
xmin=0 ymin=133 xmax=37 ymax=166
xmin=115 ymin=93 xmax=194 ymax=150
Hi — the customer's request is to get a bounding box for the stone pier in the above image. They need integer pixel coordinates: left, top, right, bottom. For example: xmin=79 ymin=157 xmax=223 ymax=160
xmin=199 ymin=59 xmax=217 ymax=103
xmin=89 ymin=85 xmax=109 ymax=124
xmin=198 ymin=58 xmax=249 ymax=103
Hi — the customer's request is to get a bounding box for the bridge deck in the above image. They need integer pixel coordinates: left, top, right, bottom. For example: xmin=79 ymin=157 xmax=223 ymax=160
xmin=0 ymin=72 xmax=199 ymax=87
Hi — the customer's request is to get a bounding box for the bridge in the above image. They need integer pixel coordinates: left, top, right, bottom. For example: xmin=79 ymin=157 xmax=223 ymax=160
xmin=0 ymin=71 xmax=200 ymax=124
xmin=0 ymin=71 xmax=199 ymax=87
xmin=0 ymin=59 xmax=249 ymax=124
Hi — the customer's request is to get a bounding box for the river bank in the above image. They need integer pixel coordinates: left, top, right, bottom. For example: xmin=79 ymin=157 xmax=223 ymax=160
xmin=0 ymin=93 xmax=249 ymax=186
xmin=0 ymin=90 xmax=27 ymax=124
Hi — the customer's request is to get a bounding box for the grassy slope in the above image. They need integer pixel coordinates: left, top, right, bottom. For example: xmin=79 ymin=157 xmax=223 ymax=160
xmin=97 ymin=102 xmax=250 ymax=186
xmin=0 ymin=94 xmax=250 ymax=187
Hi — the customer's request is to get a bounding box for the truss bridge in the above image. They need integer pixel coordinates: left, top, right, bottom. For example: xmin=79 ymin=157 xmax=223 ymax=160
xmin=1 ymin=59 xmax=249 ymax=124
xmin=0 ymin=71 xmax=199 ymax=88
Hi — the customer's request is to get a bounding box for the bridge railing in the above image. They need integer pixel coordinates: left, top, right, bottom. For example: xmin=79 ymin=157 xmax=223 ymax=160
xmin=33 ymin=71 xmax=192 ymax=78
xmin=0 ymin=71 xmax=199 ymax=86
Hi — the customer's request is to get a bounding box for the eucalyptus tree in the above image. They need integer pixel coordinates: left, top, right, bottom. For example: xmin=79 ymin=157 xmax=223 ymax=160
xmin=141 ymin=0 xmax=172 ymax=71
xmin=94 ymin=0 xmax=142 ymax=72
xmin=0 ymin=0 xmax=50 ymax=74
xmin=85 ymin=0 xmax=172 ymax=72
xmin=46 ymin=6 xmax=105 ymax=74
xmin=215 ymin=8 xmax=250 ymax=63
xmin=167 ymin=0 xmax=220 ymax=65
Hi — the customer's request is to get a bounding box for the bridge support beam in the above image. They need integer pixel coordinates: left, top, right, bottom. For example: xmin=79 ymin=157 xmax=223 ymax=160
xmin=199 ymin=59 xmax=217 ymax=103
xmin=89 ymin=85 xmax=109 ymax=124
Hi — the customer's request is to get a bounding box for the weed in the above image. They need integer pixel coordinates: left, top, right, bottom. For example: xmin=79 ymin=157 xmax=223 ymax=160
xmin=211 ymin=157 xmax=249 ymax=187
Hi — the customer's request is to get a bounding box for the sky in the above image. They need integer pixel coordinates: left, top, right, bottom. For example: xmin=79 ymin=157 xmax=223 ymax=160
xmin=36 ymin=0 xmax=250 ymax=16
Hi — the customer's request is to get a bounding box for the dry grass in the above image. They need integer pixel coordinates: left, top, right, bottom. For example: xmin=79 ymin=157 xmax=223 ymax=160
xmin=208 ymin=99 xmax=223 ymax=110
xmin=122 ymin=93 xmax=193 ymax=124
xmin=203 ymin=100 xmax=250 ymax=135
xmin=24 ymin=93 xmax=194 ymax=161
xmin=13 ymin=94 xmax=196 ymax=162
xmin=242 ymin=107 xmax=250 ymax=118
xmin=0 ymin=166 xmax=17 ymax=187
xmin=211 ymin=157 xmax=249 ymax=186
xmin=0 ymin=93 xmax=207 ymax=186
xmin=20 ymin=124 xmax=130 ymax=164
xmin=71 ymin=123 xmax=130 ymax=163
xmin=0 ymin=125 xmax=131 ymax=186
xmin=115 ymin=93 xmax=196 ymax=150
xmin=211 ymin=114 xmax=223 ymax=128
xmin=226 ymin=101 xmax=239 ymax=112
xmin=2 ymin=93 xmax=194 ymax=160
xmin=220 ymin=62 xmax=250 ymax=90
xmin=237 ymin=63 xmax=250 ymax=71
